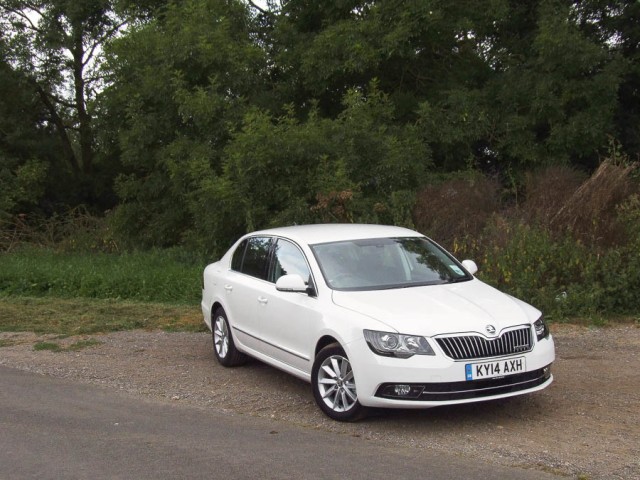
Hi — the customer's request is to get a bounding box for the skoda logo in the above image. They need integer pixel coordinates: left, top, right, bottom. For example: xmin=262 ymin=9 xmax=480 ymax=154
xmin=485 ymin=325 xmax=496 ymax=335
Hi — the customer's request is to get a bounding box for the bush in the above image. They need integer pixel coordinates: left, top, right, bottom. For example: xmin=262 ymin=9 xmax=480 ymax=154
xmin=442 ymin=160 xmax=640 ymax=319
xmin=547 ymin=159 xmax=636 ymax=247
xmin=0 ymin=207 xmax=118 ymax=253
xmin=521 ymin=165 xmax=587 ymax=227
xmin=413 ymin=172 xmax=500 ymax=248
xmin=455 ymin=220 xmax=584 ymax=318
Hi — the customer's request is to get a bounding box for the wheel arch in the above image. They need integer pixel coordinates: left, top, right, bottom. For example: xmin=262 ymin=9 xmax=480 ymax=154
xmin=212 ymin=301 xmax=224 ymax=318
xmin=315 ymin=335 xmax=340 ymax=358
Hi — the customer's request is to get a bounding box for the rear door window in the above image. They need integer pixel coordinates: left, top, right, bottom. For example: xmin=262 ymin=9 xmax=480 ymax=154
xmin=231 ymin=239 xmax=248 ymax=272
xmin=239 ymin=236 xmax=272 ymax=280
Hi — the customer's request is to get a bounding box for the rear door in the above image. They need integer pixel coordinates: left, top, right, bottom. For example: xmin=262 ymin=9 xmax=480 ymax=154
xmin=222 ymin=236 xmax=273 ymax=352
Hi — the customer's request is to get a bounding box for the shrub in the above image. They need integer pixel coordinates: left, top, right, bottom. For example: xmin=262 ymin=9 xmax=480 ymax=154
xmin=458 ymin=221 xmax=586 ymax=318
xmin=521 ymin=165 xmax=587 ymax=227
xmin=0 ymin=207 xmax=118 ymax=253
xmin=446 ymin=160 xmax=640 ymax=319
xmin=413 ymin=172 xmax=500 ymax=248
xmin=455 ymin=206 xmax=640 ymax=319
xmin=548 ymin=159 xmax=637 ymax=248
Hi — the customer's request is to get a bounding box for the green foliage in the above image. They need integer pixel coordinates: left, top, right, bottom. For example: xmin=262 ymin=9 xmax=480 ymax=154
xmin=103 ymin=0 xmax=265 ymax=252
xmin=218 ymin=83 xmax=430 ymax=237
xmin=0 ymin=158 xmax=48 ymax=219
xmin=100 ymin=0 xmax=637 ymax=257
xmin=486 ymin=0 xmax=624 ymax=169
xmin=0 ymin=247 xmax=202 ymax=303
xmin=0 ymin=0 xmax=156 ymax=214
xmin=1 ymin=0 xmax=640 ymax=320
xmin=0 ymin=56 xmax=54 ymax=218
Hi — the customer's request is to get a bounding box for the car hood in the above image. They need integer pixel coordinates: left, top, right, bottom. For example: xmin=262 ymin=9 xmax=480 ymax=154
xmin=331 ymin=279 xmax=538 ymax=337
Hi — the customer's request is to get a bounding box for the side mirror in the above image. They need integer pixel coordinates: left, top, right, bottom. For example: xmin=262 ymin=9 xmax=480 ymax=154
xmin=461 ymin=259 xmax=478 ymax=276
xmin=276 ymin=274 xmax=309 ymax=293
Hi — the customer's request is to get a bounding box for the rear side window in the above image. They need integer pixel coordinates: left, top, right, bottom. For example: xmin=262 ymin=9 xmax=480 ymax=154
xmin=239 ymin=237 xmax=272 ymax=280
xmin=231 ymin=239 xmax=248 ymax=271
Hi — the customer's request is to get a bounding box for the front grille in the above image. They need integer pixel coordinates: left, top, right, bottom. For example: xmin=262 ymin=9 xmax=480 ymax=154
xmin=435 ymin=326 xmax=533 ymax=360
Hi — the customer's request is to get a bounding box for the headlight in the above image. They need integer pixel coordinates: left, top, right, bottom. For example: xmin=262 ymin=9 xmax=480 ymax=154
xmin=363 ymin=330 xmax=435 ymax=358
xmin=533 ymin=316 xmax=549 ymax=341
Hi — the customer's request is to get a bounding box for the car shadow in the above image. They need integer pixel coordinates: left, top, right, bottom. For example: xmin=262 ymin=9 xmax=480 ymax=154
xmin=232 ymin=354 xmax=551 ymax=427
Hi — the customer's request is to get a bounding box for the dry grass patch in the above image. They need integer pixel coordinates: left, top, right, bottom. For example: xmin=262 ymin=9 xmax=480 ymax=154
xmin=0 ymin=297 xmax=205 ymax=335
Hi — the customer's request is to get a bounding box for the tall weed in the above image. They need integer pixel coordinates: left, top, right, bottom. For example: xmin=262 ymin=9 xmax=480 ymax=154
xmin=0 ymin=207 xmax=118 ymax=253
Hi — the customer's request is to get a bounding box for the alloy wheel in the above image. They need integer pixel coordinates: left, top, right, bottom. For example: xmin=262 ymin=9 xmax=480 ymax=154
xmin=317 ymin=354 xmax=357 ymax=412
xmin=213 ymin=315 xmax=229 ymax=359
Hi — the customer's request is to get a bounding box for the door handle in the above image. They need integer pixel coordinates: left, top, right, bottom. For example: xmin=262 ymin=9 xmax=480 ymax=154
xmin=224 ymin=285 xmax=233 ymax=292
xmin=257 ymin=296 xmax=268 ymax=305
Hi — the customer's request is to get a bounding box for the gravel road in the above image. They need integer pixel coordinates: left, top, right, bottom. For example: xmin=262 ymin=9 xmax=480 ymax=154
xmin=1 ymin=323 xmax=639 ymax=480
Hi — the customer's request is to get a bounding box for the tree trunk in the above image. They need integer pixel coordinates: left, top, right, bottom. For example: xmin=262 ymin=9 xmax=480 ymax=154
xmin=73 ymin=29 xmax=93 ymax=175
xmin=34 ymin=83 xmax=80 ymax=174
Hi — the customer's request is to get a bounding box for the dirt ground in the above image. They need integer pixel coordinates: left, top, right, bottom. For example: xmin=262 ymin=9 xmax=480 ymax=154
xmin=1 ymin=323 xmax=638 ymax=480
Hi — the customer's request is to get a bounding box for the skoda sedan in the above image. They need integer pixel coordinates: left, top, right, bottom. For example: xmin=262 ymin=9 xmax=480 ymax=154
xmin=201 ymin=224 xmax=554 ymax=421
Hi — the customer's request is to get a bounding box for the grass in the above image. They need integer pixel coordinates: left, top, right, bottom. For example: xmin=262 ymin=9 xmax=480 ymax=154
xmin=1 ymin=247 xmax=636 ymax=338
xmin=0 ymin=247 xmax=209 ymax=336
xmin=0 ymin=296 xmax=205 ymax=335
xmin=0 ymin=247 xmax=204 ymax=304
xmin=33 ymin=341 xmax=63 ymax=352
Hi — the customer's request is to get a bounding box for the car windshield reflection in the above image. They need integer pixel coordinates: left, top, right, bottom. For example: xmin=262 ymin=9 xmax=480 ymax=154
xmin=311 ymin=237 xmax=471 ymax=291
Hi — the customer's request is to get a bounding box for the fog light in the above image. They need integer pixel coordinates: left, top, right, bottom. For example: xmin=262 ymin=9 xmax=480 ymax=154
xmin=394 ymin=384 xmax=411 ymax=396
xmin=543 ymin=366 xmax=551 ymax=379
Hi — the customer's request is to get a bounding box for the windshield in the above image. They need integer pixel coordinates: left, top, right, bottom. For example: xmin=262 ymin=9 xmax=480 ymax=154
xmin=311 ymin=237 xmax=471 ymax=291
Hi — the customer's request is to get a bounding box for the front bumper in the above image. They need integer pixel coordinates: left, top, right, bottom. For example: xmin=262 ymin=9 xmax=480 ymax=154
xmin=347 ymin=335 xmax=555 ymax=408
xmin=375 ymin=365 xmax=552 ymax=401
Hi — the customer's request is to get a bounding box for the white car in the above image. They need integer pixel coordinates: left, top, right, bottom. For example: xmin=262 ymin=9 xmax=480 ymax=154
xmin=201 ymin=224 xmax=554 ymax=421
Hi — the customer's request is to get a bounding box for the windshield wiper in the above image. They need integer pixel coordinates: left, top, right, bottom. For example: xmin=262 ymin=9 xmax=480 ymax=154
xmin=447 ymin=276 xmax=471 ymax=284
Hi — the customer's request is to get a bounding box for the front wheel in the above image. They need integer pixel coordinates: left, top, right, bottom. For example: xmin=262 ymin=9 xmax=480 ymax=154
xmin=311 ymin=344 xmax=366 ymax=421
xmin=212 ymin=307 xmax=247 ymax=367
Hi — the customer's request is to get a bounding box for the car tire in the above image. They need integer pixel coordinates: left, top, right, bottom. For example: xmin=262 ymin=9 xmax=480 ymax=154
xmin=311 ymin=343 xmax=366 ymax=422
xmin=212 ymin=307 xmax=247 ymax=367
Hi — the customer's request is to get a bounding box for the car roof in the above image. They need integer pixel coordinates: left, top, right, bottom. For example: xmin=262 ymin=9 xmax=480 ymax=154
xmin=247 ymin=224 xmax=424 ymax=245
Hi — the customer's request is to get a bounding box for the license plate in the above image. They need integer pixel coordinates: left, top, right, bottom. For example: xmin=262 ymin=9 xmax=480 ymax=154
xmin=465 ymin=357 xmax=526 ymax=381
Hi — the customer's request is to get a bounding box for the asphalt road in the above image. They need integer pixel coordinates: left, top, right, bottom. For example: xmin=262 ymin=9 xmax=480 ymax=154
xmin=0 ymin=366 xmax=557 ymax=480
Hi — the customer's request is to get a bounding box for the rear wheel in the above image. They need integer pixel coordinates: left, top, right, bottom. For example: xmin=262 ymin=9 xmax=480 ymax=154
xmin=312 ymin=343 xmax=366 ymax=421
xmin=212 ymin=307 xmax=247 ymax=367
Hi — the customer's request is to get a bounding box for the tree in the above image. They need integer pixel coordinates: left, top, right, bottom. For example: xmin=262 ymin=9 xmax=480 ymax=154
xmin=0 ymin=0 xmax=163 ymax=211
xmin=478 ymin=0 xmax=626 ymax=171
xmin=221 ymin=83 xmax=430 ymax=235
xmin=103 ymin=0 xmax=267 ymax=251
xmin=575 ymin=0 xmax=640 ymax=158
xmin=263 ymin=0 xmax=628 ymax=173
xmin=0 ymin=44 xmax=50 ymax=218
